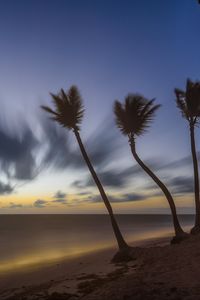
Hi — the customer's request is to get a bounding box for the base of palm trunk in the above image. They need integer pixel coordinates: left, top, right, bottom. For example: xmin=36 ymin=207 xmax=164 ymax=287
xmin=190 ymin=225 xmax=200 ymax=235
xmin=111 ymin=246 xmax=135 ymax=263
xmin=171 ymin=231 xmax=189 ymax=244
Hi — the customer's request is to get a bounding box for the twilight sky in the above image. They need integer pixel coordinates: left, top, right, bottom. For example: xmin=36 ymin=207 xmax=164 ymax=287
xmin=0 ymin=0 xmax=200 ymax=214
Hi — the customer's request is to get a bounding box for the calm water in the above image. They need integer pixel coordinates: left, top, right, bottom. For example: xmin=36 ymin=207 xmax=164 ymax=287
xmin=0 ymin=214 xmax=194 ymax=273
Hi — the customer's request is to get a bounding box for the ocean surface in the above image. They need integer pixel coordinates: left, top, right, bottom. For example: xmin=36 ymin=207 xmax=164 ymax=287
xmin=0 ymin=214 xmax=194 ymax=273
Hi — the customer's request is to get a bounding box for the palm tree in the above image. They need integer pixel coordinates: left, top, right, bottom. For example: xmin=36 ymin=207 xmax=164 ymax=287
xmin=41 ymin=85 xmax=129 ymax=251
xmin=114 ymin=94 xmax=187 ymax=243
xmin=175 ymin=79 xmax=200 ymax=234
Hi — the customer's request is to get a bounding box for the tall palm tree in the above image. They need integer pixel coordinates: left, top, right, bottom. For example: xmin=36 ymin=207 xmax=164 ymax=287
xmin=114 ymin=94 xmax=187 ymax=243
xmin=41 ymin=85 xmax=129 ymax=251
xmin=175 ymin=79 xmax=200 ymax=234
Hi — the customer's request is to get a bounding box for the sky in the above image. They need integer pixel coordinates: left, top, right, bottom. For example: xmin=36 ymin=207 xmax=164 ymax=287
xmin=0 ymin=0 xmax=200 ymax=214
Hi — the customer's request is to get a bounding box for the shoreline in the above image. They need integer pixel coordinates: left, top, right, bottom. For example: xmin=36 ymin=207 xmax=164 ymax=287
xmin=1 ymin=233 xmax=200 ymax=299
xmin=0 ymin=235 xmax=171 ymax=299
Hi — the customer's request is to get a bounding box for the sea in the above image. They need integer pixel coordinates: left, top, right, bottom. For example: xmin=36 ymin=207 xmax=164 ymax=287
xmin=0 ymin=214 xmax=194 ymax=273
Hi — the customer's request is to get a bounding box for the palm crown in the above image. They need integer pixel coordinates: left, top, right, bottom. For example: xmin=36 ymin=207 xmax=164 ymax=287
xmin=175 ymin=79 xmax=200 ymax=123
xmin=41 ymin=85 xmax=84 ymax=130
xmin=114 ymin=94 xmax=160 ymax=137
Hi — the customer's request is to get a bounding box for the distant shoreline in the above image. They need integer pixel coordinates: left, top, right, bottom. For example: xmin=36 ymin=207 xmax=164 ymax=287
xmin=0 ymin=213 xmax=196 ymax=215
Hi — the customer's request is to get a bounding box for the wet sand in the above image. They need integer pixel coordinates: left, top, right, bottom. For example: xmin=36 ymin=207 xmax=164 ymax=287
xmin=2 ymin=234 xmax=200 ymax=299
xmin=0 ymin=236 xmax=173 ymax=299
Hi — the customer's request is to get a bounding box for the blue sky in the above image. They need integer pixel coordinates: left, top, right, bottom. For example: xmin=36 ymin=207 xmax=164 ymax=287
xmin=0 ymin=0 xmax=199 ymax=213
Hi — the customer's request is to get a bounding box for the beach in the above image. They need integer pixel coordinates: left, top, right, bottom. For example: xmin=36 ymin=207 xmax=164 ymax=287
xmin=1 ymin=234 xmax=200 ymax=300
xmin=0 ymin=215 xmax=198 ymax=299
xmin=0 ymin=236 xmax=167 ymax=299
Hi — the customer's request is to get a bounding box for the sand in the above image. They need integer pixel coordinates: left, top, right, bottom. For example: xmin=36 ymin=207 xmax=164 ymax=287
xmin=0 ymin=235 xmax=200 ymax=300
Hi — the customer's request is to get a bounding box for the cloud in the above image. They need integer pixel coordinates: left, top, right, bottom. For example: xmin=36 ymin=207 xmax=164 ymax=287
xmin=0 ymin=111 xmax=197 ymax=201
xmin=122 ymin=193 xmax=146 ymax=202
xmin=83 ymin=118 xmax=124 ymax=168
xmin=144 ymin=173 xmax=194 ymax=197
xmin=7 ymin=202 xmax=23 ymax=209
xmin=168 ymin=176 xmax=194 ymax=195
xmin=161 ymin=154 xmax=198 ymax=171
xmin=34 ymin=190 xmax=68 ymax=207
xmin=71 ymin=164 xmax=144 ymax=189
xmin=45 ymin=132 xmax=197 ymax=181
xmin=34 ymin=199 xmax=49 ymax=208
xmin=93 ymin=170 xmax=129 ymax=187
xmin=1 ymin=202 xmax=32 ymax=209
xmin=39 ymin=117 xmax=84 ymax=170
xmin=52 ymin=198 xmax=68 ymax=204
xmin=40 ymin=116 xmax=126 ymax=172
xmin=70 ymin=157 xmax=167 ymax=190
xmin=110 ymin=193 xmax=146 ymax=202
xmin=0 ymin=181 xmax=14 ymax=195
xmin=77 ymin=191 xmax=91 ymax=196
xmin=51 ymin=190 xmax=68 ymax=204
xmin=71 ymin=180 xmax=86 ymax=188
xmin=0 ymin=124 xmax=39 ymax=181
xmin=53 ymin=190 xmax=67 ymax=199
xmin=84 ymin=192 xmax=146 ymax=203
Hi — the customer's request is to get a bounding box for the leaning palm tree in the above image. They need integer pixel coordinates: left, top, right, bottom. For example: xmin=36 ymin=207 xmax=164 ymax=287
xmin=41 ymin=85 xmax=129 ymax=251
xmin=114 ymin=94 xmax=187 ymax=243
xmin=175 ymin=79 xmax=200 ymax=234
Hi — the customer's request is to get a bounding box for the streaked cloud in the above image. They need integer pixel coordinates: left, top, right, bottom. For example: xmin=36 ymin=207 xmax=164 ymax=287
xmin=0 ymin=125 xmax=38 ymax=181
xmin=78 ymin=192 xmax=147 ymax=204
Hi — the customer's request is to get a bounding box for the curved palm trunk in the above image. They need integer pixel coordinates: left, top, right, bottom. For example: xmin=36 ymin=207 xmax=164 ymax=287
xmin=130 ymin=138 xmax=185 ymax=237
xmin=74 ymin=129 xmax=129 ymax=250
xmin=190 ymin=124 xmax=200 ymax=232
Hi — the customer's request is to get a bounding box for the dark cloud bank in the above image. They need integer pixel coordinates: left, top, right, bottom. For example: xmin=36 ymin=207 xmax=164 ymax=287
xmin=0 ymin=115 xmax=197 ymax=201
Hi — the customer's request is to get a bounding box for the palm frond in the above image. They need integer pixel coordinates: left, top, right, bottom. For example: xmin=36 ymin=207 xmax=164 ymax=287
xmin=141 ymin=104 xmax=161 ymax=131
xmin=175 ymin=96 xmax=190 ymax=121
xmin=175 ymin=79 xmax=200 ymax=123
xmin=68 ymin=86 xmax=84 ymax=125
xmin=41 ymin=85 xmax=84 ymax=130
xmin=114 ymin=94 xmax=160 ymax=138
xmin=140 ymin=99 xmax=155 ymax=117
xmin=41 ymin=105 xmax=59 ymax=116
xmin=114 ymin=100 xmax=129 ymax=135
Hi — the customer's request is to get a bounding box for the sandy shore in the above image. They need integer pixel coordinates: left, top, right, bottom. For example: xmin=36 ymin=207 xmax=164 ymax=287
xmin=1 ymin=235 xmax=199 ymax=300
